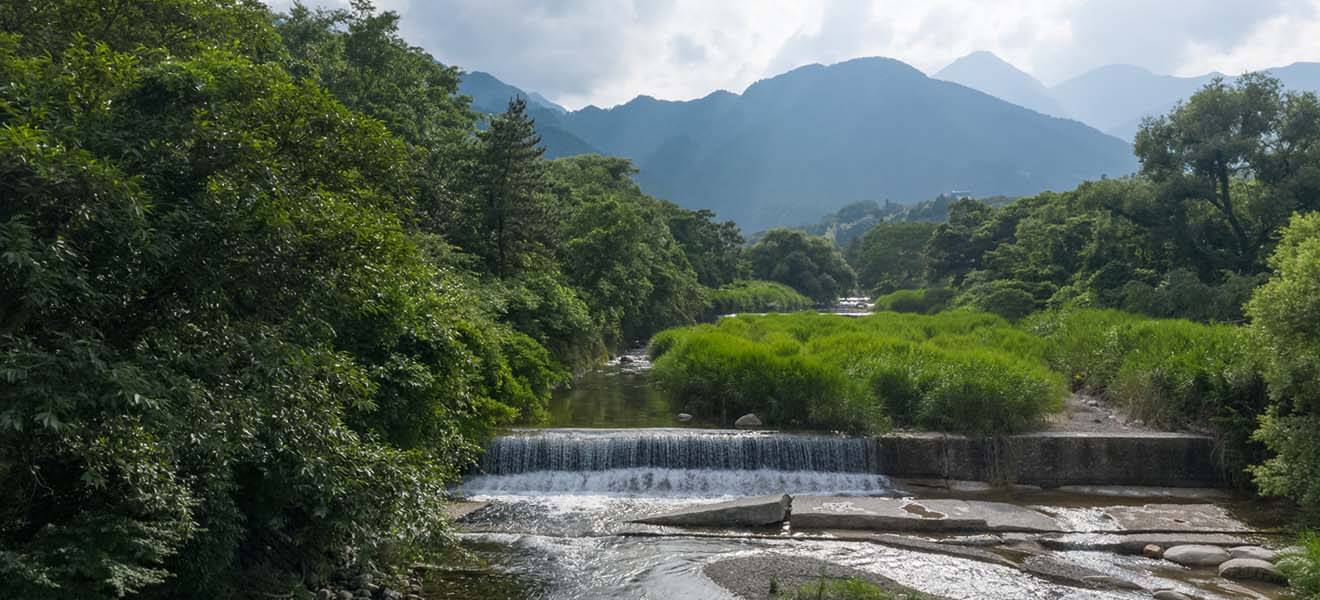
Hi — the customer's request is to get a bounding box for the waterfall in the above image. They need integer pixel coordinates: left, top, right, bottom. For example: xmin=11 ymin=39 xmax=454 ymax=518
xmin=463 ymin=429 xmax=893 ymax=497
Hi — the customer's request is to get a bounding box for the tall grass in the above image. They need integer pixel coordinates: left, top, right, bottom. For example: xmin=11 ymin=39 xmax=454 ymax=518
xmin=872 ymin=287 xmax=955 ymax=314
xmin=1023 ymin=308 xmax=1269 ymax=484
xmin=705 ymin=279 xmax=814 ymax=317
xmin=650 ymin=311 xmax=1065 ymax=435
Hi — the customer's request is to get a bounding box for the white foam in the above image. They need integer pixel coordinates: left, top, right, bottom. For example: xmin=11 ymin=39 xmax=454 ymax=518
xmin=460 ymin=467 xmax=894 ymax=498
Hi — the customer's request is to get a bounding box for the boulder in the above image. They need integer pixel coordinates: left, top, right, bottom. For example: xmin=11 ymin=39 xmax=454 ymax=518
xmin=1163 ymin=544 xmax=1230 ymax=567
xmin=632 ymin=494 xmax=789 ymax=527
xmin=336 ymin=592 xmax=354 ymax=600
xmin=676 ymin=413 xmax=693 ymax=422
xmin=1228 ymin=545 xmax=1279 ymax=562
xmin=1142 ymin=544 xmax=1164 ymax=559
xmin=734 ymin=413 xmax=762 ymax=429
xmin=1152 ymin=591 xmax=1195 ymax=600
xmin=1218 ymin=558 xmax=1285 ymax=583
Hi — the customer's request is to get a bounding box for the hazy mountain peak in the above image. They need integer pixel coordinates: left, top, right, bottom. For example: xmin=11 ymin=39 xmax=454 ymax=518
xmin=934 ymin=51 xmax=1067 ymax=118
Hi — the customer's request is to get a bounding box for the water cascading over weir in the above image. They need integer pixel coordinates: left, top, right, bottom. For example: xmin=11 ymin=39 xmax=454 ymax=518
xmin=463 ymin=429 xmax=897 ymax=497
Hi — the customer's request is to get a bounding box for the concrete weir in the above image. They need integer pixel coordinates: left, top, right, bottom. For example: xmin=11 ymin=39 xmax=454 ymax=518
xmin=870 ymin=431 xmax=1223 ymax=487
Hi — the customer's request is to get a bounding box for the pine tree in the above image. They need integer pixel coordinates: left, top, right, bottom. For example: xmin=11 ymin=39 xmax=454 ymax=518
xmin=475 ymin=97 xmax=554 ymax=276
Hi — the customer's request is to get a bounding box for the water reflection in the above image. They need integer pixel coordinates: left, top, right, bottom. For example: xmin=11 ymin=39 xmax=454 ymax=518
xmin=544 ymin=349 xmax=700 ymax=428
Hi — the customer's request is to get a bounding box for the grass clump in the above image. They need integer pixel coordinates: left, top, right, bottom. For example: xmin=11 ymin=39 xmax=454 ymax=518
xmin=651 ymin=311 xmax=1065 ymax=435
xmin=706 ymin=279 xmax=814 ymax=317
xmin=780 ymin=577 xmax=933 ymax=599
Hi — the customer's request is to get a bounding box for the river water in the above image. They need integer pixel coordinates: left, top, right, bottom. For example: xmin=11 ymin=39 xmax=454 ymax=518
xmin=436 ymin=350 xmax=1281 ymax=600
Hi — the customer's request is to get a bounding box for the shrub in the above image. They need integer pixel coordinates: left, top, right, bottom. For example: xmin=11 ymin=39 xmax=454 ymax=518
xmin=706 ymin=280 xmax=814 ymax=317
xmin=1278 ymin=531 xmax=1320 ymax=598
xmin=958 ymin=280 xmax=1038 ymax=321
xmin=873 ymin=288 xmax=955 ymax=314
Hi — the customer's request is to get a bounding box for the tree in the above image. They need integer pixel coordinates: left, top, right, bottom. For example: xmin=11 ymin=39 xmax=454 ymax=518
xmin=1248 ymin=212 xmax=1320 ymax=516
xmin=849 ymin=221 xmax=936 ymax=294
xmin=472 ymin=97 xmax=556 ymax=276
xmin=1135 ymin=73 xmax=1320 ymax=271
xmin=665 ymin=207 xmax=745 ymax=287
xmin=746 ymin=229 xmax=856 ymax=304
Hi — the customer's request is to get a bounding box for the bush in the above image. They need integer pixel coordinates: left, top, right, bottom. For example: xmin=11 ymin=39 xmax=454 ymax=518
xmin=706 ymin=280 xmax=814 ymax=317
xmin=1278 ymin=531 xmax=1320 ymax=598
xmin=873 ymin=288 xmax=955 ymax=314
xmin=958 ymin=280 xmax=1038 ymax=321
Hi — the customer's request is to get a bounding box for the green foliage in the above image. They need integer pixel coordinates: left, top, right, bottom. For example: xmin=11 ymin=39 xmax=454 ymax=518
xmin=1246 ymin=213 xmax=1320 ymax=514
xmin=747 ymin=229 xmax=856 ymax=304
xmin=651 ymin=312 xmax=1064 ymax=434
xmin=706 ymin=280 xmax=813 ymax=317
xmin=848 ymin=221 xmax=937 ymax=294
xmin=1278 ymin=531 xmax=1320 ymax=598
xmin=957 ymin=280 xmax=1039 ymax=321
xmin=873 ymin=288 xmax=955 ymax=314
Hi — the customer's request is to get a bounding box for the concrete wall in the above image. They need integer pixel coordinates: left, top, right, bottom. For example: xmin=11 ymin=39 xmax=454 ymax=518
xmin=869 ymin=432 xmax=1224 ymax=487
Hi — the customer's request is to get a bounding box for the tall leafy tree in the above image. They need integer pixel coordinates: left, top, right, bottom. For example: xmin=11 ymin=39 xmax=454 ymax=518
xmin=1135 ymin=73 xmax=1320 ymax=271
xmin=848 ymin=221 xmax=937 ymax=294
xmin=746 ymin=229 xmax=855 ymax=304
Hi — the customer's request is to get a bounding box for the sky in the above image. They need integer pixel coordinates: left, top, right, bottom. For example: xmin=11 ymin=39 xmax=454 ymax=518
xmin=266 ymin=0 xmax=1320 ymax=110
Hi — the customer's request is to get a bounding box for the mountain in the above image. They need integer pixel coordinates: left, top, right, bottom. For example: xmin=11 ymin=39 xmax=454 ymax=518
xmin=934 ymin=51 xmax=1068 ymax=118
xmin=458 ymin=71 xmax=594 ymax=158
xmin=1050 ymin=65 xmax=1218 ymax=137
xmin=551 ymin=57 xmax=1135 ymax=232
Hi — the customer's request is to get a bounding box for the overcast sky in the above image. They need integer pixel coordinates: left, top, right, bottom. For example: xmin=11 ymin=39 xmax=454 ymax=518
xmin=267 ymin=0 xmax=1320 ymax=110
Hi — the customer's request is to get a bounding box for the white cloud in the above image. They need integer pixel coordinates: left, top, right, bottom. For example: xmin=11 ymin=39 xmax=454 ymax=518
xmin=264 ymin=0 xmax=1320 ymax=108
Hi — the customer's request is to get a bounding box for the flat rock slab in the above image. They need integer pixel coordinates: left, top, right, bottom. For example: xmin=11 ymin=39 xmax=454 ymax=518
xmin=1040 ymin=532 xmax=1251 ymax=553
xmin=703 ymin=554 xmax=943 ymax=600
xmin=442 ymin=500 xmax=490 ymax=521
xmin=1021 ymin=555 xmax=1143 ymax=591
xmin=1103 ymin=504 xmax=1250 ymax=533
xmin=792 ymin=497 xmax=1061 ymax=533
xmin=1055 ymin=486 xmax=1233 ymax=502
xmin=633 ymin=494 xmax=789 ymax=527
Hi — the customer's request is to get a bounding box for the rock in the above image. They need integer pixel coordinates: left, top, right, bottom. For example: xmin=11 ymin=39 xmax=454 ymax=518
xmin=442 ymin=500 xmax=489 ymax=521
xmin=1218 ymin=558 xmax=1285 ymax=583
xmin=1104 ymin=504 xmax=1249 ymax=533
xmin=336 ymin=591 xmax=354 ymax=600
xmin=632 ymin=494 xmax=789 ymax=527
xmin=676 ymin=413 xmax=693 ymax=422
xmin=1081 ymin=575 xmax=1143 ymax=590
xmin=317 ymin=590 xmax=333 ymax=600
xmin=352 ymin=574 xmax=373 ymax=588
xmin=378 ymin=589 xmax=403 ymax=600
xmin=1038 ymin=532 xmax=1248 ymax=554
xmin=1163 ymin=544 xmax=1231 ymax=567
xmin=1228 ymin=545 xmax=1279 ymax=562
xmin=1152 ymin=591 xmax=1195 ymax=600
xmin=618 ymin=355 xmax=632 ymax=364
xmin=791 ymin=497 xmax=1060 ymax=533
xmin=1143 ymin=544 xmax=1164 ymax=559
xmin=734 ymin=413 xmax=762 ymax=429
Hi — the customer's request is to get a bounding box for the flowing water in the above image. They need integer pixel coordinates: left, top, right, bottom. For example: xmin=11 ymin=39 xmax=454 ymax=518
xmin=439 ymin=351 xmax=1282 ymax=600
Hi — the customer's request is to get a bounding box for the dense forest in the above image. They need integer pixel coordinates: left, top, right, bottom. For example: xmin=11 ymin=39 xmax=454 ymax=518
xmin=0 ymin=1 xmax=774 ymax=597
xmin=5 ymin=0 xmax=1320 ymax=598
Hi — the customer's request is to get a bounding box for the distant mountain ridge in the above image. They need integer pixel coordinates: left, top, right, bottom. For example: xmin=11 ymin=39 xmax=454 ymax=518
xmin=461 ymin=59 xmax=1136 ymax=232
xmin=935 ymin=52 xmax=1320 ymax=140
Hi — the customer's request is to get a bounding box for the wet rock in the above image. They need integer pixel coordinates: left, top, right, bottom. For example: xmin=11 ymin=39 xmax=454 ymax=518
xmin=676 ymin=413 xmax=693 ymax=422
xmin=1163 ymin=544 xmax=1230 ymax=567
xmin=791 ymin=497 xmax=1060 ymax=533
xmin=1143 ymin=544 xmax=1164 ymax=559
xmin=1152 ymin=591 xmax=1195 ymax=600
xmin=1228 ymin=545 xmax=1279 ymax=562
xmin=1055 ymin=486 xmax=1232 ymax=502
xmin=1081 ymin=575 xmax=1143 ymax=590
xmin=1104 ymin=504 xmax=1249 ymax=533
xmin=632 ymin=493 xmax=789 ymax=527
xmin=1021 ymin=555 xmax=1141 ymax=590
xmin=336 ymin=591 xmax=354 ymax=600
xmin=1218 ymin=558 xmax=1285 ymax=583
xmin=1038 ymin=532 xmax=1248 ymax=553
xmin=734 ymin=413 xmax=762 ymax=429
xmin=618 ymin=355 xmax=632 ymax=364
xmin=317 ymin=589 xmax=333 ymax=600
xmin=443 ymin=500 xmax=489 ymax=521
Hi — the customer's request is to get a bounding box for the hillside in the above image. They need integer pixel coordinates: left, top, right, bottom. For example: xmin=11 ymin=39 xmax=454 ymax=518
xmin=458 ymin=71 xmax=598 ymax=158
